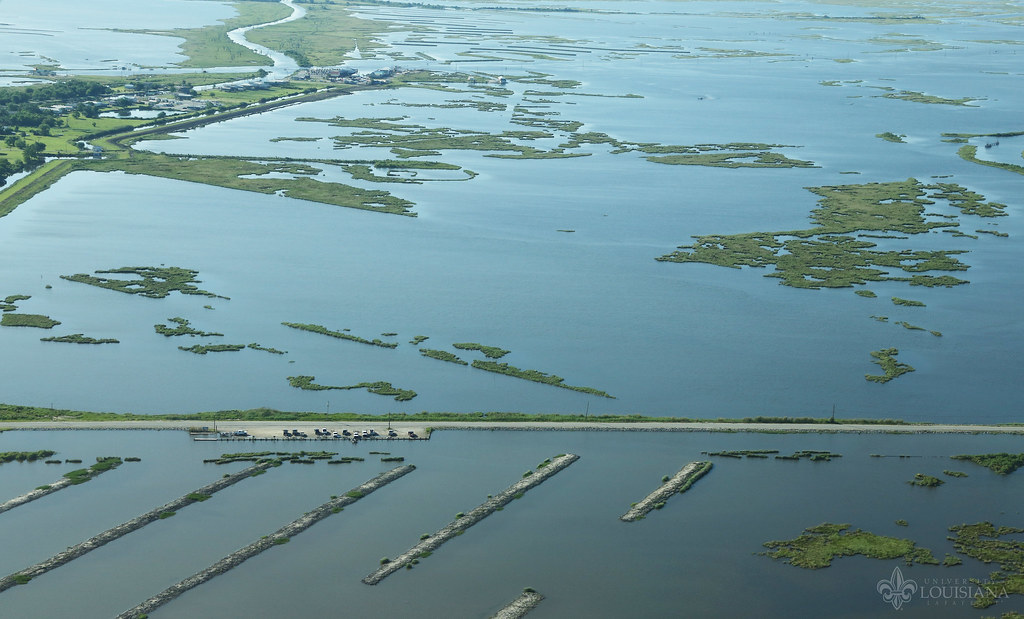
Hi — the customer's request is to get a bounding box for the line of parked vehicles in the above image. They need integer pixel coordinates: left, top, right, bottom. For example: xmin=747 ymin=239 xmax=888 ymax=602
xmin=281 ymin=428 xmax=419 ymax=443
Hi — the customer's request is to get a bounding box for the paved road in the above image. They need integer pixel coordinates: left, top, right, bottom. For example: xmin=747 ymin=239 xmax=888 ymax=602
xmin=3 ymin=420 xmax=1023 ymax=437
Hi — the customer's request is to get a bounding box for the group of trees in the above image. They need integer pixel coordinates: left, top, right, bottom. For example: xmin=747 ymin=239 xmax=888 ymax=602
xmin=0 ymin=79 xmax=112 ymax=186
xmin=0 ymin=80 xmax=110 ymax=131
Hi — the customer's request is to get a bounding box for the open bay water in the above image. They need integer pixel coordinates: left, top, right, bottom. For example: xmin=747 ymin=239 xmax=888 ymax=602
xmin=1 ymin=429 xmax=1023 ymax=617
xmin=3 ymin=165 xmax=1020 ymax=420
xmin=0 ymin=0 xmax=1022 ymax=420
xmin=0 ymin=0 xmax=237 ymax=71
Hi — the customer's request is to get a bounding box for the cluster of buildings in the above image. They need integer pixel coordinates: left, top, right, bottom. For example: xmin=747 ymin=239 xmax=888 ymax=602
xmin=293 ymin=66 xmax=396 ymax=84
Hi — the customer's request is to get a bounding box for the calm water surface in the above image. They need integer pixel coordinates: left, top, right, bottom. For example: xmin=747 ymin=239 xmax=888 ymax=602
xmin=1 ymin=429 xmax=1022 ymax=617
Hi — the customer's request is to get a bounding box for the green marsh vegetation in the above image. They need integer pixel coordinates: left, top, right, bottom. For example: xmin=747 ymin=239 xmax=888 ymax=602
xmin=471 ymin=360 xmax=614 ymax=398
xmin=178 ymin=344 xmax=246 ymax=354
xmin=380 ymin=97 xmax=508 ymax=112
xmin=762 ymin=523 xmax=939 ymax=569
xmin=877 ymin=132 xmax=907 ymax=143
xmin=882 ymin=90 xmax=980 ymax=106
xmin=640 ymin=146 xmax=815 ymax=168
xmin=866 ymin=348 xmax=915 ymax=383
xmin=909 ymin=274 xmax=969 ymax=287
xmin=409 ymin=335 xmax=429 ymax=345
xmin=824 ymin=80 xmax=979 ymax=106
xmin=1 ymin=314 xmax=60 ymax=328
xmin=63 ymin=457 xmax=123 ymax=485
xmin=302 ymin=112 xmax=815 ymax=168
xmin=855 ymin=290 xmax=877 ymax=298
xmin=908 ymin=473 xmax=944 ymax=487
xmin=951 ymin=453 xmax=1024 ymax=475
xmin=0 ymin=450 xmax=56 ymax=464
xmin=776 ymin=451 xmax=842 ymax=461
xmin=286 ymin=376 xmax=417 ymax=401
xmin=0 ymin=294 xmax=30 ymax=312
xmin=61 ymin=266 xmax=224 ymax=299
xmin=943 ymin=470 xmax=968 ymax=477
xmin=282 ymin=322 xmax=399 ymax=348
xmin=117 ymin=2 xmax=291 ymax=67
xmin=704 ymin=449 xmax=779 ymax=458
xmin=155 ymin=317 xmax=223 ymax=338
xmin=0 ymin=403 xmax=913 ymax=425
xmin=942 ymin=554 xmax=962 ymax=567
xmin=658 ymin=179 xmax=986 ymax=290
xmin=892 ymin=297 xmax=925 ymax=307
xmin=452 ymin=342 xmax=510 ymax=359
xmin=40 ymin=333 xmax=119 ymax=344
xmin=957 ymin=144 xmax=1024 ymax=177
xmin=205 ymin=451 xmax=337 ymax=465
xmin=82 ymin=153 xmax=418 ymax=216
xmin=247 ymin=343 xmax=286 ymax=355
xmin=949 ymin=522 xmax=1024 ymax=608
xmin=675 ymin=461 xmax=713 ymax=494
xmin=246 ymin=1 xmax=393 ymax=65
xmin=419 ymin=348 xmax=468 ymax=365
xmin=339 ymin=161 xmax=476 ymax=185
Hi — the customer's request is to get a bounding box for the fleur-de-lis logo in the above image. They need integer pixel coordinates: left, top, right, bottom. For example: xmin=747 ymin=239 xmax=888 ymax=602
xmin=877 ymin=566 xmax=917 ymax=610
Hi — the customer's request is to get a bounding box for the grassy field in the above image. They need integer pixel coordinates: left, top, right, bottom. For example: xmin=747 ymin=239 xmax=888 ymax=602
xmin=247 ymin=2 xmax=398 ymax=66
xmin=126 ymin=1 xmax=293 ymax=68
xmin=80 ymin=153 xmax=417 ymax=216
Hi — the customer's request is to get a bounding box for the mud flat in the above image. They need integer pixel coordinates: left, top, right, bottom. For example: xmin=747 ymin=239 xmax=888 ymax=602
xmin=362 ymin=454 xmax=579 ymax=585
xmin=491 ymin=590 xmax=545 ymax=619
xmin=0 ymin=461 xmax=273 ymax=593
xmin=116 ymin=465 xmax=414 ymax=619
xmin=620 ymin=461 xmax=712 ymax=522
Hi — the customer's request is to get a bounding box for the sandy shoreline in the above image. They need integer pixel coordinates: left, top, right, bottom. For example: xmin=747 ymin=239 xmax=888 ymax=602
xmin=2 ymin=420 xmax=1024 ymax=437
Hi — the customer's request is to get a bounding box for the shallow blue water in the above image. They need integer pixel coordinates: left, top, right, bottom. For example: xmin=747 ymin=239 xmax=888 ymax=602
xmin=1 ymin=429 xmax=1022 ymax=618
xmin=0 ymin=1 xmax=1021 ymax=423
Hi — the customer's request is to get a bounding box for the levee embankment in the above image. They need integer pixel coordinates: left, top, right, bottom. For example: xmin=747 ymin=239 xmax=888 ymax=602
xmin=620 ymin=461 xmax=712 ymax=522
xmin=115 ymin=464 xmax=415 ymax=619
xmin=363 ymin=454 xmax=579 ymax=585
xmin=0 ymin=461 xmax=273 ymax=593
